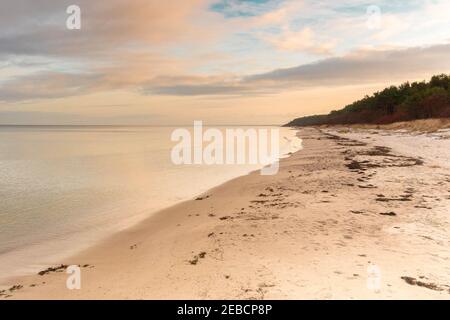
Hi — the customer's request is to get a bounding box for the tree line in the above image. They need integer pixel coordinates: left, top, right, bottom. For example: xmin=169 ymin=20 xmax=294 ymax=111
xmin=285 ymin=74 xmax=450 ymax=127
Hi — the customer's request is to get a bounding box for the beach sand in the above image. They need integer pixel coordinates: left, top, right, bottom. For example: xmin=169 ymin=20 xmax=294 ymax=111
xmin=2 ymin=127 xmax=450 ymax=300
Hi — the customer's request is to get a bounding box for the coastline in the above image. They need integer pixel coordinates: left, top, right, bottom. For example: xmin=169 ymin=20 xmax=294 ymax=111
xmin=2 ymin=126 xmax=450 ymax=300
xmin=0 ymin=126 xmax=301 ymax=286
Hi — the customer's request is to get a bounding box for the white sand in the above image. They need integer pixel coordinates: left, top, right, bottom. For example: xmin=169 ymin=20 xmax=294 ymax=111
xmin=326 ymin=127 xmax=450 ymax=169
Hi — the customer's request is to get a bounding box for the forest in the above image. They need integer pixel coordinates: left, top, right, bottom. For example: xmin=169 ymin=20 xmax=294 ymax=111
xmin=285 ymin=74 xmax=450 ymax=127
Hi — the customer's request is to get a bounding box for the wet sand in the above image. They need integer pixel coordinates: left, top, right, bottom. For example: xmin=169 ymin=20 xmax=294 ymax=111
xmin=2 ymin=127 xmax=450 ymax=300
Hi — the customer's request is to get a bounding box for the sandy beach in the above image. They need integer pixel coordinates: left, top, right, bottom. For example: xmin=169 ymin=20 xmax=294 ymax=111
xmin=2 ymin=126 xmax=450 ymax=300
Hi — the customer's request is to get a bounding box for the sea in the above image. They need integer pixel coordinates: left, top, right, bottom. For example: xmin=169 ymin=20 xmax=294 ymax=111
xmin=0 ymin=125 xmax=302 ymax=283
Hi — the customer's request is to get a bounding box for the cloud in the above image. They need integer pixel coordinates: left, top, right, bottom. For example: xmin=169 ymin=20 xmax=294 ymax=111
xmin=247 ymin=43 xmax=450 ymax=86
xmin=0 ymin=44 xmax=450 ymax=101
xmin=145 ymin=84 xmax=246 ymax=96
xmin=0 ymin=71 xmax=102 ymax=101
xmin=140 ymin=43 xmax=450 ymax=96
xmin=260 ymin=27 xmax=337 ymax=54
xmin=210 ymin=0 xmax=285 ymax=18
xmin=141 ymin=74 xmax=260 ymax=96
xmin=0 ymin=0 xmax=215 ymax=58
xmin=0 ymin=110 xmax=168 ymax=125
xmin=2 ymin=43 xmax=450 ymax=101
xmin=1 ymin=1 xmax=450 ymax=103
xmin=0 ymin=0 xmax=234 ymax=102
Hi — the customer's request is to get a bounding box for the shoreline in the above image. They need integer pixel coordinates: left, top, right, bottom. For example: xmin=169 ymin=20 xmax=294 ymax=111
xmin=0 ymin=127 xmax=302 ymax=288
xmin=3 ymin=150 xmax=300 ymax=298
xmin=2 ymin=127 xmax=450 ymax=299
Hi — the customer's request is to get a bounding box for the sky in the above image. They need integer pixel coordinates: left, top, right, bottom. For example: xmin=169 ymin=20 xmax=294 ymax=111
xmin=0 ymin=0 xmax=450 ymax=125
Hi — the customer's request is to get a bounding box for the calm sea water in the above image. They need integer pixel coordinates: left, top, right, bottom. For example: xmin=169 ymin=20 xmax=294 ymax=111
xmin=0 ymin=125 xmax=301 ymax=283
